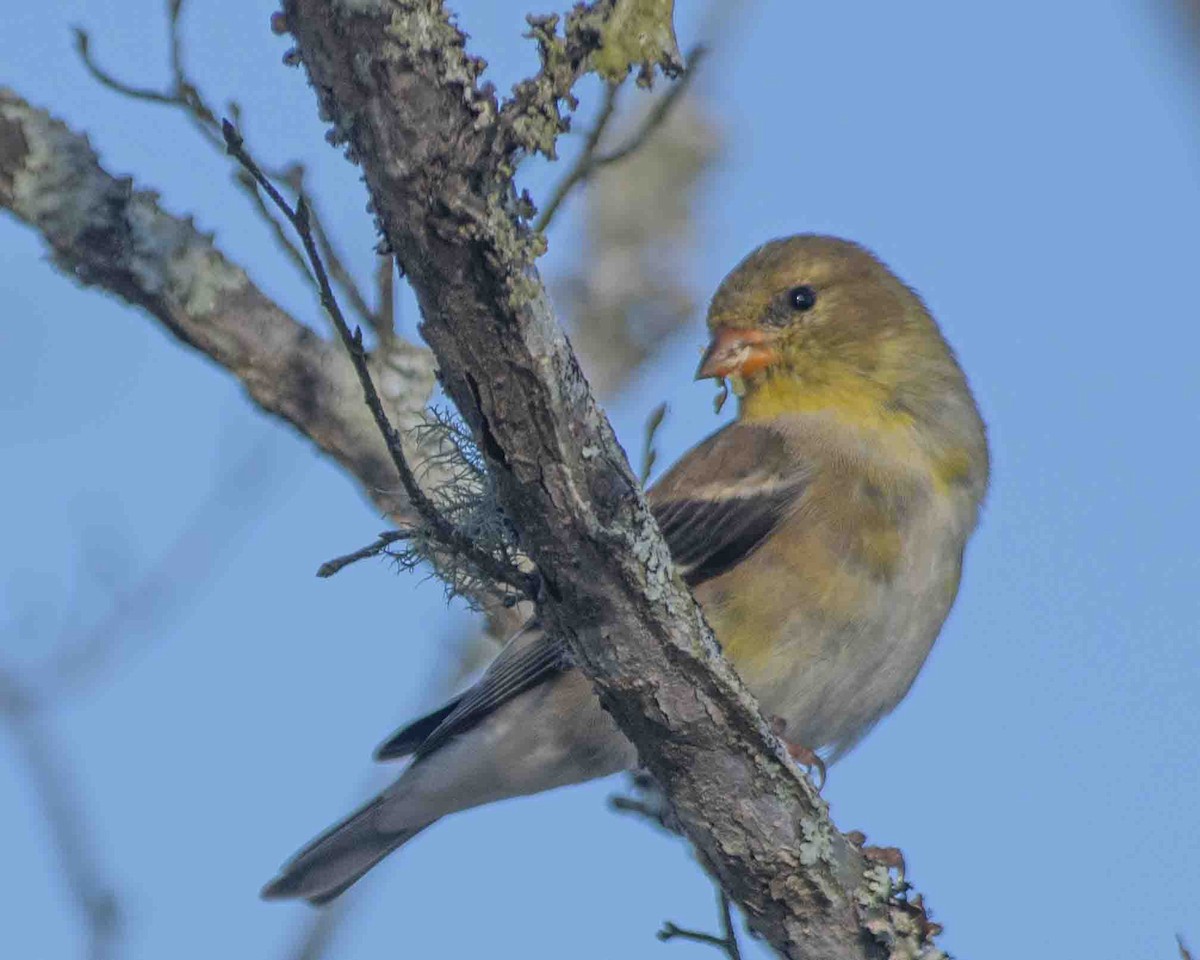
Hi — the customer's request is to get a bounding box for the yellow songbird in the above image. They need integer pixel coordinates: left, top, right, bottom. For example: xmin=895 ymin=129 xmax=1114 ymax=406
xmin=263 ymin=234 xmax=990 ymax=904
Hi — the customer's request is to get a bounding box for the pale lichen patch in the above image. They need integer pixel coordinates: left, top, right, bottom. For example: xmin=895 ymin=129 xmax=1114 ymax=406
xmin=2 ymin=97 xmax=246 ymax=317
xmin=383 ymin=2 xmax=490 ymax=115
xmin=124 ymin=196 xmax=248 ymax=317
xmin=630 ymin=513 xmax=675 ymax=603
xmin=797 ymin=813 xmax=836 ymax=868
xmin=3 ymin=98 xmax=122 ymax=250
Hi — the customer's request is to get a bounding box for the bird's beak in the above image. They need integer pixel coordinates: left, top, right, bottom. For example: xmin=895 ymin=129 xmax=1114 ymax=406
xmin=695 ymin=327 xmax=780 ymax=380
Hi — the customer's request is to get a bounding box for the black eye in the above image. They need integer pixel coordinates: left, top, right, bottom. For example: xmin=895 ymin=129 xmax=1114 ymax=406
xmin=788 ymin=285 xmax=817 ymax=312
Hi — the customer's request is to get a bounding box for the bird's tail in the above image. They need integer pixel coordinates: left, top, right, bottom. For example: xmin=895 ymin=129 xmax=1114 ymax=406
xmin=261 ymin=794 xmax=433 ymax=905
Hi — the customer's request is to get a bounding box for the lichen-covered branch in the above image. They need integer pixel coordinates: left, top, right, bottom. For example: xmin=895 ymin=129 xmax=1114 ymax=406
xmin=278 ymin=2 xmax=942 ymax=957
xmin=0 ymin=87 xmax=434 ymax=529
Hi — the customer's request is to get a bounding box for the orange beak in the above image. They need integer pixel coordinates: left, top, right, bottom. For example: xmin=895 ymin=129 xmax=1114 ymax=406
xmin=695 ymin=327 xmax=780 ymax=380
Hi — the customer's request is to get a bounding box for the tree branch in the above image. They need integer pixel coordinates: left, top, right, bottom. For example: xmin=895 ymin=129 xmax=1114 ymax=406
xmin=659 ymin=890 xmax=744 ymax=960
xmin=221 ymin=120 xmax=534 ymax=600
xmin=0 ymin=88 xmax=435 ymax=529
xmin=278 ymin=3 xmax=942 ymax=957
xmin=0 ymin=669 xmax=121 ymax=960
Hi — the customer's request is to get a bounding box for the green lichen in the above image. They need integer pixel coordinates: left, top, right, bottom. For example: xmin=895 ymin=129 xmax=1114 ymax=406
xmin=590 ymin=0 xmax=683 ymax=86
xmin=471 ymin=179 xmax=547 ymax=311
xmin=504 ymin=14 xmax=573 ymax=160
xmin=855 ymin=862 xmax=947 ymax=960
xmin=797 ymin=814 xmax=836 ymax=868
xmin=383 ymin=1 xmax=491 ymax=120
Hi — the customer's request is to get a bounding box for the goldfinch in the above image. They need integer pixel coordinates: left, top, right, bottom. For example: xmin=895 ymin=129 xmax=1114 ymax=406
xmin=262 ymin=234 xmax=989 ymax=904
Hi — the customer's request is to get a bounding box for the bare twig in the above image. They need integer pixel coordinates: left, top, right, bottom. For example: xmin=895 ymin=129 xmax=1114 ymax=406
xmin=221 ymin=120 xmax=534 ymax=601
xmin=73 ymin=28 xmax=175 ymax=106
xmin=73 ymin=1 xmax=382 ymax=334
xmin=234 ymin=167 xmax=317 ymax=284
xmin=658 ymin=890 xmax=743 ymax=960
xmin=44 ymin=438 xmax=282 ymax=696
xmin=534 ymin=45 xmax=707 ymax=234
xmin=534 ymin=81 xmax=621 ymax=233
xmin=0 ymin=430 xmax=285 ymax=960
xmin=592 ymin=46 xmax=708 ymax=169
xmin=1180 ymin=935 xmax=1196 ymax=960
xmin=312 ymin=209 xmax=378 ymax=332
xmin=317 ymin=529 xmax=409 ymax=578
xmin=639 ymin=402 xmax=669 ymax=487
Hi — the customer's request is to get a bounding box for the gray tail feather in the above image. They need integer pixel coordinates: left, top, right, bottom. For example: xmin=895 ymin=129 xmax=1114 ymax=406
xmin=261 ymin=795 xmax=433 ymax=905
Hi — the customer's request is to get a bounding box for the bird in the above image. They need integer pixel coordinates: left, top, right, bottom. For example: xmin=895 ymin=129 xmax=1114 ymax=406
xmin=261 ymin=234 xmax=990 ymax=905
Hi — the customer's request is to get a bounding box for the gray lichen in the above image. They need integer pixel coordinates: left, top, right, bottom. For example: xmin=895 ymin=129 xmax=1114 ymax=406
xmin=797 ymin=813 xmax=836 ymax=868
xmin=394 ymin=408 xmax=527 ymax=607
xmin=123 ymin=196 xmax=247 ymax=317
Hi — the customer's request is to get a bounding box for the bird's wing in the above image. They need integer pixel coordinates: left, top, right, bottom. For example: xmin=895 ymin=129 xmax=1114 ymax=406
xmin=374 ymin=622 xmax=569 ymax=761
xmin=376 ymin=422 xmax=805 ymax=761
xmin=648 ymin=420 xmax=807 ymax=587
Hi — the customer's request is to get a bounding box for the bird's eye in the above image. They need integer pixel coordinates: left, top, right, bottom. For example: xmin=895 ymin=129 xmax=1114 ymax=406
xmin=788 ymin=285 xmax=817 ymax=312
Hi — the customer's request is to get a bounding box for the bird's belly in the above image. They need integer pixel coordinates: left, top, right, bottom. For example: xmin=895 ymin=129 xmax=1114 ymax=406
xmin=749 ymin=590 xmax=947 ymax=759
xmin=701 ymin=510 xmax=965 ymax=759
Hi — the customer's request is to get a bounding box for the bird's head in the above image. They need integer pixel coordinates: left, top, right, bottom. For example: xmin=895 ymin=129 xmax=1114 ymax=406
xmin=698 ymin=235 xmax=972 ymax=432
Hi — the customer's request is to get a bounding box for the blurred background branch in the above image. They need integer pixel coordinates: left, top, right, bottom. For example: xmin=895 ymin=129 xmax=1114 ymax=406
xmin=0 ymin=429 xmax=283 ymax=960
xmin=0 ymin=669 xmax=121 ymax=960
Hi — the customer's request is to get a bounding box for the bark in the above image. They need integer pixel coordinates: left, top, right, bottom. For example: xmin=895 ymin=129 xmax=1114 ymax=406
xmin=275 ymin=3 xmax=943 ymax=957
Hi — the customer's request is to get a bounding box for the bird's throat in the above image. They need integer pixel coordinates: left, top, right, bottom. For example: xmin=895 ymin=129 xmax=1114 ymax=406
xmin=737 ymin=369 xmax=908 ymax=431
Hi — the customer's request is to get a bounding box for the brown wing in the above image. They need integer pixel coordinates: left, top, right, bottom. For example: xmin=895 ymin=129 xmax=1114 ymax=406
xmin=374 ymin=622 xmax=567 ymax=761
xmin=376 ymin=422 xmax=805 ymax=761
xmin=649 ymin=421 xmax=807 ymax=587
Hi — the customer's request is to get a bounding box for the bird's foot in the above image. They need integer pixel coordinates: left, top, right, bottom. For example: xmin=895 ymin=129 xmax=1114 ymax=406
xmin=769 ymin=716 xmax=827 ymax=791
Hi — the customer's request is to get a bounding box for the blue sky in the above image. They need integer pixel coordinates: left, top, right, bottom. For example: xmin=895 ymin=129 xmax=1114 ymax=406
xmin=2 ymin=1 xmax=1198 ymax=958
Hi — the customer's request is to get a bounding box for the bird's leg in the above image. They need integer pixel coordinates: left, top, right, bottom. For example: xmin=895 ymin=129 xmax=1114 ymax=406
xmin=769 ymin=716 xmax=827 ymax=791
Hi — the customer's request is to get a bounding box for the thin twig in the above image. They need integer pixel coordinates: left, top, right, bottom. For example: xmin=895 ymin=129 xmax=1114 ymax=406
xmin=44 ymin=437 xmax=282 ymax=696
xmin=317 ymin=530 xmax=409 ymax=578
xmin=235 ymin=169 xmax=316 ymax=284
xmin=73 ymin=29 xmax=175 ymax=105
xmin=658 ymin=889 xmax=743 ymax=960
xmin=716 ymin=892 xmax=742 ymax=960
xmin=283 ymin=900 xmax=352 ymax=960
xmin=74 ymin=1 xmax=380 ymax=332
xmin=533 ymin=45 xmax=707 ymax=234
xmin=534 ymin=82 xmax=621 ymax=233
xmin=222 ymin=121 xmax=535 ymax=600
xmin=311 ymin=209 xmax=378 ymax=330
xmin=592 ymin=45 xmax=708 ymax=170
xmin=639 ymin=401 xmax=668 ymax=487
